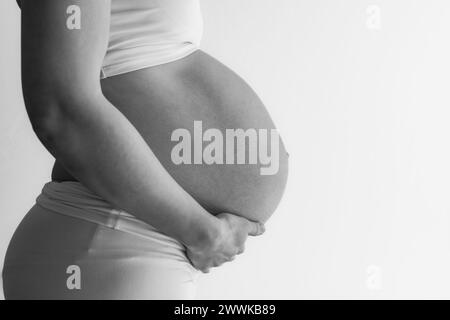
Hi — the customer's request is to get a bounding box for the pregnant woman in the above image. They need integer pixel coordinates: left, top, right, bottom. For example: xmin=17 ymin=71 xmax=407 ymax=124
xmin=3 ymin=0 xmax=289 ymax=299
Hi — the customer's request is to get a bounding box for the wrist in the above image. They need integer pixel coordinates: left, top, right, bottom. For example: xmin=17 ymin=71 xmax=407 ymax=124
xmin=183 ymin=209 xmax=222 ymax=251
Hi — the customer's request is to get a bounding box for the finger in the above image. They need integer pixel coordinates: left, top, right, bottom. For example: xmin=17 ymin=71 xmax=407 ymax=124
xmin=247 ymin=221 xmax=266 ymax=236
xmin=213 ymin=260 xmax=225 ymax=268
xmin=187 ymin=257 xmax=210 ymax=273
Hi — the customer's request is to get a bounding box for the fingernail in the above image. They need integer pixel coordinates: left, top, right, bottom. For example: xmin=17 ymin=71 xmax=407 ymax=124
xmin=260 ymin=223 xmax=266 ymax=233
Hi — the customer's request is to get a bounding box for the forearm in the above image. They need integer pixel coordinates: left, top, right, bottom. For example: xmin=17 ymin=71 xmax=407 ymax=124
xmin=34 ymin=92 xmax=218 ymax=248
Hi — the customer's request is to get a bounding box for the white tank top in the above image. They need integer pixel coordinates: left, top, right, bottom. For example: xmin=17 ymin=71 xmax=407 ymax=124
xmin=101 ymin=0 xmax=204 ymax=78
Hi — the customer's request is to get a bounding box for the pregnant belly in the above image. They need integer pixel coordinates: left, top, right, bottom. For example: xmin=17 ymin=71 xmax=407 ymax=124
xmin=54 ymin=51 xmax=288 ymax=223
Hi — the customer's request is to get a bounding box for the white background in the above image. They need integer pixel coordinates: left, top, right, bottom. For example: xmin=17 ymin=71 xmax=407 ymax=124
xmin=2 ymin=0 xmax=450 ymax=299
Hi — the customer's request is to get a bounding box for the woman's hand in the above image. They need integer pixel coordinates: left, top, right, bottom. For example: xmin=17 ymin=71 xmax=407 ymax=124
xmin=186 ymin=213 xmax=265 ymax=273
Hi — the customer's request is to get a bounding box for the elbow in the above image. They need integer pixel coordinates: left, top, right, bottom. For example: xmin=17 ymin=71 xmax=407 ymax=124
xmin=24 ymin=96 xmax=67 ymax=151
xmin=22 ymin=76 xmax=103 ymax=156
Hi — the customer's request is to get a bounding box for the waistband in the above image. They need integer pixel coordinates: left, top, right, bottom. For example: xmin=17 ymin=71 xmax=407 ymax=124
xmin=100 ymin=46 xmax=199 ymax=79
xmin=36 ymin=181 xmax=185 ymax=250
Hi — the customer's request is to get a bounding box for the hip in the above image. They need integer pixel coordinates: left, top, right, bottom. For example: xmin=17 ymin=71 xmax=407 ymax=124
xmin=2 ymin=181 xmax=199 ymax=299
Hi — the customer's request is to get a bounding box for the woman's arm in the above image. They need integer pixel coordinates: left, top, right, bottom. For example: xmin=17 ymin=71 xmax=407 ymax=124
xmin=20 ymin=0 xmax=264 ymax=272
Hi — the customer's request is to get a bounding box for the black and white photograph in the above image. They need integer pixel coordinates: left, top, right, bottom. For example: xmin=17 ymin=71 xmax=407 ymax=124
xmin=1 ymin=0 xmax=450 ymax=303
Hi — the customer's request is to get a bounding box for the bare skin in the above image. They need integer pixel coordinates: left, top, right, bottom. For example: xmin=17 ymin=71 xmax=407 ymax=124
xmin=53 ymin=51 xmax=289 ymax=223
xmin=18 ymin=0 xmax=287 ymax=273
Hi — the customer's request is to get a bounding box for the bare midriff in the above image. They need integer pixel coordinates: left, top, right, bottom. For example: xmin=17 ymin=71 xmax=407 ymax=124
xmin=52 ymin=50 xmax=289 ymax=223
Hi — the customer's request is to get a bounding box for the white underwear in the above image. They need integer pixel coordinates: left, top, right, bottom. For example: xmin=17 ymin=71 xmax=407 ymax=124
xmin=2 ymin=181 xmax=200 ymax=300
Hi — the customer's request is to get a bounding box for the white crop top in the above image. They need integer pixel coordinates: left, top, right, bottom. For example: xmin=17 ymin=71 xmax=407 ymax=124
xmin=101 ymin=0 xmax=204 ymax=78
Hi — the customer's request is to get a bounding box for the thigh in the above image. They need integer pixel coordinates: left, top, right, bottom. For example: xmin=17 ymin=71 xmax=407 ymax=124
xmin=62 ymin=224 xmax=199 ymax=300
xmin=2 ymin=204 xmax=198 ymax=300
xmin=3 ymin=204 xmax=99 ymax=299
